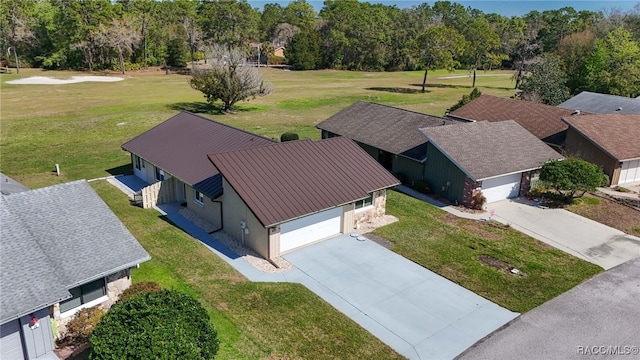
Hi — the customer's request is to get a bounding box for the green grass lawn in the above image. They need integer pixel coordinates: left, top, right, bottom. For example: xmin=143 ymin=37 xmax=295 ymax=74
xmin=374 ymin=191 xmax=603 ymax=313
xmin=92 ymin=180 xmax=403 ymax=359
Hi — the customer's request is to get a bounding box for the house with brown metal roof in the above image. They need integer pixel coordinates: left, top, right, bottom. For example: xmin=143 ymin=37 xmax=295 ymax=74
xmin=562 ymin=114 xmax=640 ymax=186
xmin=420 ymin=121 xmax=563 ymax=207
xmin=208 ymin=137 xmax=399 ymax=258
xmin=122 ymin=111 xmax=274 ymax=226
xmin=316 ymin=101 xmax=456 ymax=186
xmin=447 ymin=95 xmax=585 ymax=149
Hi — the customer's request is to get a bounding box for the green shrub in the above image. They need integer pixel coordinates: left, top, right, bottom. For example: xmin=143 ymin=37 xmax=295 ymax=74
xmin=119 ymin=281 xmax=162 ymax=302
xmin=470 ymin=189 xmax=486 ymax=210
xmin=280 ymin=132 xmax=299 ymax=142
xmin=90 ymin=290 xmax=219 ymax=360
xmin=59 ymin=307 xmax=106 ymax=346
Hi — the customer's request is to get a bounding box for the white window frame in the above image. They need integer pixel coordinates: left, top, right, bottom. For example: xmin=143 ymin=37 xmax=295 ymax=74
xmin=155 ymin=167 xmax=164 ymax=181
xmin=134 ymin=155 xmax=142 ymax=170
xmin=354 ymin=193 xmax=374 ymax=212
xmin=59 ymin=278 xmax=108 ymax=318
xmin=194 ymin=190 xmax=204 ymax=205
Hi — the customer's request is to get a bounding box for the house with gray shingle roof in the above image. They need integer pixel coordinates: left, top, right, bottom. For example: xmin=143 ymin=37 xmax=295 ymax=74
xmin=563 ymin=114 xmax=640 ymax=185
xmin=558 ymin=91 xmax=640 ymax=115
xmin=419 ymin=121 xmax=563 ymax=207
xmin=316 ymin=101 xmax=456 ymax=186
xmin=0 ymin=180 xmax=150 ymax=360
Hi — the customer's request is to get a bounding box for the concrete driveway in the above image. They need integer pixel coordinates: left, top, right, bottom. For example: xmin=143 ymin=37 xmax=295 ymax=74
xmin=283 ymin=235 xmax=518 ymax=360
xmin=487 ymin=199 xmax=640 ymax=270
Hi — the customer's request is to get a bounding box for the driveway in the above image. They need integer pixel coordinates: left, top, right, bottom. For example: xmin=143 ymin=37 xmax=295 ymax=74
xmin=283 ymin=235 xmax=518 ymax=360
xmin=487 ymin=199 xmax=640 ymax=270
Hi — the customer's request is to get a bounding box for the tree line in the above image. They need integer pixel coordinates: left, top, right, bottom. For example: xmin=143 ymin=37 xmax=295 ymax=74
xmin=2 ymin=0 xmax=639 ymax=99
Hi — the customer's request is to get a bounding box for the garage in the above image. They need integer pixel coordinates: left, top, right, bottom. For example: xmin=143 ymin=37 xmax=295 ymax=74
xmin=619 ymin=159 xmax=640 ymax=184
xmin=1 ymin=320 xmax=25 ymax=360
xmin=481 ymin=173 xmax=521 ymax=203
xmin=280 ymin=207 xmax=342 ymax=254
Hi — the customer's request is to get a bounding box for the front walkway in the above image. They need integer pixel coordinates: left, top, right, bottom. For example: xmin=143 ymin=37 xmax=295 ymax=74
xmin=107 ymin=176 xmax=518 ymax=359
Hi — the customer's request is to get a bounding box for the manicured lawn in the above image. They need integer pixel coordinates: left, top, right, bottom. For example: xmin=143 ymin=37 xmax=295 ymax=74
xmin=374 ymin=191 xmax=603 ymax=313
xmin=92 ymin=180 xmax=403 ymax=360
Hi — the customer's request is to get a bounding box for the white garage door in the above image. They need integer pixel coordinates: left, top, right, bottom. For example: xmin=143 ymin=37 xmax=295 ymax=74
xmin=280 ymin=207 xmax=342 ymax=253
xmin=481 ymin=173 xmax=521 ymax=203
xmin=1 ymin=320 xmax=25 ymax=360
xmin=619 ymin=159 xmax=640 ymax=184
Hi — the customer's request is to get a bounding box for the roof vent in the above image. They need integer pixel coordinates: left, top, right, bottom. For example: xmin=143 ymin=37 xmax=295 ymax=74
xmin=571 ymin=110 xmax=580 ymax=115
xmin=616 ymin=107 xmax=622 ymax=112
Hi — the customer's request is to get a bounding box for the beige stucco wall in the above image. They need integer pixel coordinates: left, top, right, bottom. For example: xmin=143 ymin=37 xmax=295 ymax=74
xmin=186 ymin=185 xmax=222 ymax=230
xmin=221 ymin=179 xmax=269 ymax=258
xmin=354 ymin=190 xmax=387 ymax=228
xmin=342 ymin=205 xmax=355 ymax=233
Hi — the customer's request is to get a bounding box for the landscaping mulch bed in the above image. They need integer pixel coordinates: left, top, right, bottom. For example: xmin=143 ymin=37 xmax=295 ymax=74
xmin=566 ymin=193 xmax=640 ymax=236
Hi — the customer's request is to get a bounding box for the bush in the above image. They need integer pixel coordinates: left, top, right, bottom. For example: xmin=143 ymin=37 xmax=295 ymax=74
xmin=59 ymin=307 xmax=106 ymax=346
xmin=90 ymin=290 xmax=219 ymax=360
xmin=540 ymin=158 xmax=609 ymax=199
xmin=119 ymin=281 xmax=162 ymax=302
xmin=470 ymin=189 xmax=486 ymax=210
xmin=280 ymin=132 xmax=299 ymax=142
xmin=447 ymin=88 xmax=482 ymax=113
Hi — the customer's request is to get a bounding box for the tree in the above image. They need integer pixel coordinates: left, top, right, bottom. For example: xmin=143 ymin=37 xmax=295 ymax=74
xmin=540 ymin=158 xmax=608 ymax=199
xmin=89 ymin=290 xmax=219 ymax=359
xmin=446 ymin=88 xmax=481 ymax=113
xmin=96 ymin=17 xmax=141 ymax=74
xmin=415 ymin=26 xmax=466 ymax=92
xmin=462 ymin=15 xmax=501 ymax=88
xmin=0 ymin=0 xmax=36 ymax=73
xmin=190 ymin=47 xmax=273 ymax=112
xmin=518 ymin=54 xmax=570 ymax=105
xmin=557 ymin=30 xmax=596 ymax=93
xmin=287 ymin=28 xmax=323 ymax=70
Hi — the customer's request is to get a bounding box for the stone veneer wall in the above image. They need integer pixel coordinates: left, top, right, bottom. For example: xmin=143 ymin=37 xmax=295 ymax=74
xmin=354 ymin=190 xmax=387 ymax=228
xmin=519 ymin=171 xmax=532 ymax=196
xmin=52 ymin=269 xmax=131 ymax=339
xmin=462 ymin=177 xmax=482 ymax=208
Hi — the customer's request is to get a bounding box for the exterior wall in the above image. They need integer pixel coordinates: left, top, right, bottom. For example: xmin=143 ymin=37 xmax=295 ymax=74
xmin=519 ymin=171 xmax=533 ymax=196
xmin=221 ymin=179 xmax=269 ymax=258
xmin=342 ymin=205 xmax=355 ymax=233
xmin=354 ymin=190 xmax=388 ymax=228
xmin=186 ymin=185 xmax=222 ymax=230
xmin=424 ymin=143 xmax=467 ymax=204
xmin=393 ymin=156 xmax=424 ymax=185
xmin=564 ymin=128 xmax=620 ymax=185
xmin=462 ymin=177 xmax=482 ymax=208
xmin=357 ymin=142 xmax=380 ymax=159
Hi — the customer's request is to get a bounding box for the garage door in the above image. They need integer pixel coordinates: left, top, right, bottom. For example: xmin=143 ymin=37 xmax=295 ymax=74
xmin=481 ymin=173 xmax=521 ymax=203
xmin=1 ymin=320 xmax=25 ymax=360
xmin=280 ymin=207 xmax=342 ymax=253
xmin=619 ymin=159 xmax=640 ymax=184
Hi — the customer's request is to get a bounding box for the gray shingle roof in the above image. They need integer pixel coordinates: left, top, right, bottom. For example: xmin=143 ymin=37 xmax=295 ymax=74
xmin=558 ymin=92 xmax=640 ymax=114
xmin=420 ymin=121 xmax=563 ymax=181
xmin=316 ymin=101 xmax=454 ymax=160
xmin=1 ymin=180 xmax=150 ymax=323
xmin=0 ymin=173 xmax=29 ymax=195
xmin=122 ymin=111 xmax=275 ymax=196
xmin=209 ymin=137 xmax=400 ymax=227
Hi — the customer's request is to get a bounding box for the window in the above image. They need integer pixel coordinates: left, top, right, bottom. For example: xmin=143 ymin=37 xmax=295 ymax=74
xmin=194 ymin=190 xmax=204 ymax=205
xmin=59 ymin=278 xmax=106 ymax=313
xmin=134 ymin=155 xmax=142 ymax=170
xmin=155 ymin=167 xmax=164 ymax=181
xmin=354 ymin=193 xmax=374 ymax=209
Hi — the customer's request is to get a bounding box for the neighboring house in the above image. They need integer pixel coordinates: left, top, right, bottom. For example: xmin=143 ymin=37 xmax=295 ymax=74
xmin=316 ymin=101 xmax=456 ymax=186
xmin=0 ymin=180 xmax=150 ymax=360
xmin=420 ymin=121 xmax=563 ymax=206
xmin=273 ymin=46 xmax=285 ymax=58
xmin=562 ymin=114 xmax=640 ymax=185
xmin=0 ymin=173 xmax=29 ymax=195
xmin=208 ymin=137 xmax=400 ymax=258
xmin=122 ymin=111 xmax=275 ymax=227
xmin=447 ymin=94 xmax=585 ymax=149
xmin=558 ymin=91 xmax=640 ymax=114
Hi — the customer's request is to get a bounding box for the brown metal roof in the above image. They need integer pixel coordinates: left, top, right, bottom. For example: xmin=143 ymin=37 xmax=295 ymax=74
xmin=420 ymin=121 xmax=563 ymax=181
xmin=122 ymin=111 xmax=274 ymax=186
xmin=316 ymin=101 xmax=455 ymax=158
xmin=208 ymin=137 xmax=400 ymax=227
xmin=562 ymin=114 xmax=640 ymax=161
xmin=448 ymin=95 xmax=584 ymax=145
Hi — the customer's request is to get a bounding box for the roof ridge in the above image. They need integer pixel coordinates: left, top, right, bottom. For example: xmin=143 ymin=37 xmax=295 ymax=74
xmin=180 ymin=111 xmax=276 ymax=143
xmin=357 ymin=100 xmax=447 ymax=120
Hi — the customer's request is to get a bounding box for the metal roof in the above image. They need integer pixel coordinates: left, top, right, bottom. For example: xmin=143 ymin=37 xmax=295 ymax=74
xmin=1 ymin=180 xmax=150 ymax=323
xmin=316 ymin=101 xmax=454 ymax=159
xmin=420 ymin=121 xmax=563 ymax=181
xmin=448 ymin=95 xmax=583 ymax=145
xmin=122 ymin=111 xmax=275 ymax=196
xmin=558 ymin=91 xmax=640 ymax=114
xmin=562 ymin=114 xmax=640 ymax=161
xmin=208 ymin=137 xmax=400 ymax=227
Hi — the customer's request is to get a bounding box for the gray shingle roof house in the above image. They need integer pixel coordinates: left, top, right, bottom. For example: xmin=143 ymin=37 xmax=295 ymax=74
xmin=208 ymin=137 xmax=400 ymax=258
xmin=0 ymin=173 xmax=29 ymax=195
xmin=419 ymin=121 xmax=563 ymax=206
xmin=0 ymin=180 xmax=150 ymax=360
xmin=316 ymin=101 xmax=455 ymax=185
xmin=562 ymin=114 xmax=640 ymax=185
xmin=447 ymin=95 xmax=583 ymax=148
xmin=558 ymin=91 xmax=640 ymax=114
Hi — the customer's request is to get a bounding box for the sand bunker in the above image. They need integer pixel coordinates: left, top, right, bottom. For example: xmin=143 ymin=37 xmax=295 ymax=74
xmin=7 ymin=76 xmax=124 ymax=85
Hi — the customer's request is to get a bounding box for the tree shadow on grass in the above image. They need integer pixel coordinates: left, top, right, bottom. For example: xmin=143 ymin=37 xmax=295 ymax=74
xmin=409 ymin=83 xmax=471 ymax=89
xmin=106 ymin=164 xmax=132 ymax=176
xmin=367 ymin=87 xmax=424 ymax=94
xmin=167 ymin=102 xmax=224 ymax=115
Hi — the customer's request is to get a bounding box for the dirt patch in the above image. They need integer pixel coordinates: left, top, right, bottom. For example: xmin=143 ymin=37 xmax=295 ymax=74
xmin=54 ymin=343 xmax=90 ymax=360
xmin=567 ymin=193 xmax=640 ymax=236
xmin=438 ymin=213 xmax=505 ymax=241
xmin=479 ymin=255 xmax=523 ymax=276
xmin=364 ymin=233 xmax=394 ymax=249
